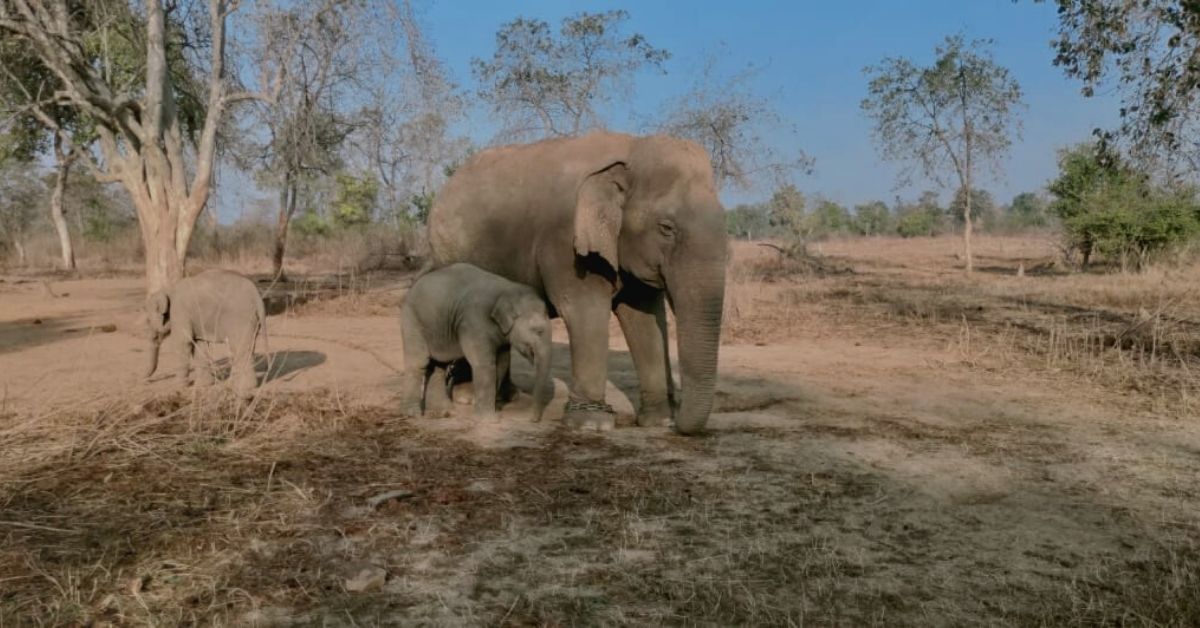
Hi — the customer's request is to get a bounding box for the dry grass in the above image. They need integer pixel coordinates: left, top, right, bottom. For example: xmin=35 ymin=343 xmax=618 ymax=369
xmin=2 ymin=387 xmax=1197 ymax=625
xmin=723 ymin=235 xmax=1200 ymax=418
xmin=4 ymin=233 xmax=1200 ymax=625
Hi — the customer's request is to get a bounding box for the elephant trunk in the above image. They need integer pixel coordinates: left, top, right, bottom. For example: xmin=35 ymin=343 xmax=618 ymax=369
xmin=144 ymin=335 xmax=163 ymax=379
xmin=530 ymin=331 xmax=553 ymax=421
xmin=668 ymin=260 xmax=726 ymax=435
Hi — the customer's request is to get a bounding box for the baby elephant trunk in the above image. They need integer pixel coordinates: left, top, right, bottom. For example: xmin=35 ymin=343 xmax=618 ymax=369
xmin=144 ymin=335 xmax=163 ymax=379
xmin=530 ymin=331 xmax=553 ymax=421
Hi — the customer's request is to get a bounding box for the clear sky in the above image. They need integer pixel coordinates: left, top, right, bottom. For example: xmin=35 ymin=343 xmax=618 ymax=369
xmin=214 ymin=1 xmax=1122 ymax=220
xmin=418 ymin=0 xmax=1119 ymax=207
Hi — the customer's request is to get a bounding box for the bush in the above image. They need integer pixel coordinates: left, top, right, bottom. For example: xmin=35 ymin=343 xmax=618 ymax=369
xmin=1065 ymin=187 xmax=1200 ymax=270
xmin=895 ymin=208 xmax=940 ymax=238
xmin=1049 ymin=143 xmax=1200 ymax=269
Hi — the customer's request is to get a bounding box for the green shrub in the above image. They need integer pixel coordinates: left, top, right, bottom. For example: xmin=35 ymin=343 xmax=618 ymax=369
xmin=1049 ymin=143 xmax=1200 ymax=269
xmin=895 ymin=207 xmax=939 ymax=238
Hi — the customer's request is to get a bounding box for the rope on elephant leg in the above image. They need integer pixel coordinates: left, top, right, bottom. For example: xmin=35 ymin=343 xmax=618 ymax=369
xmin=564 ymin=399 xmax=616 ymax=415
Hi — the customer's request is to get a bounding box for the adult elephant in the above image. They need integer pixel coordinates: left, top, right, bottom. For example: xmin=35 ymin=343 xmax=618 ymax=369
xmin=427 ymin=131 xmax=726 ymax=435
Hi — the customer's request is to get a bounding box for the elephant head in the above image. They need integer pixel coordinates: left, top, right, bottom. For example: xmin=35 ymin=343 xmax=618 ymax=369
xmin=575 ymin=137 xmax=727 ymax=434
xmin=494 ymin=292 xmax=554 ymax=421
xmin=143 ymin=290 xmax=171 ymax=378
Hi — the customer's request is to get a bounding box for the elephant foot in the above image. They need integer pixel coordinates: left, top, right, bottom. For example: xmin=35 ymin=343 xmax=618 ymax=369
xmin=563 ymin=399 xmax=616 ymax=432
xmin=451 ymin=382 xmax=474 ymax=406
xmin=398 ymin=400 xmax=423 ymax=417
xmin=497 ymin=380 xmax=518 ymax=404
xmin=636 ymin=398 xmax=674 ymax=428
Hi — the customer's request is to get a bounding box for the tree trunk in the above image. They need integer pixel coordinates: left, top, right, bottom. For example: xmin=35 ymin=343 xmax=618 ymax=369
xmin=13 ymin=240 xmax=26 ymax=267
xmin=963 ymin=187 xmax=973 ymax=275
xmin=50 ymin=135 xmax=77 ymax=271
xmin=272 ymin=171 xmax=297 ymax=280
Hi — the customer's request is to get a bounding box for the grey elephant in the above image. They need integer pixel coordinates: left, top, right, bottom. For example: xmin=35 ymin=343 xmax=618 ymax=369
xmin=428 ymin=131 xmax=726 ymax=434
xmin=144 ymin=269 xmax=267 ymax=392
xmin=399 ymin=263 xmax=553 ymax=421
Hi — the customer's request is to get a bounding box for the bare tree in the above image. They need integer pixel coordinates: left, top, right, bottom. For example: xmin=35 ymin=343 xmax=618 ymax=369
xmin=0 ymin=160 xmax=42 ymax=266
xmin=239 ymin=2 xmax=365 ymax=280
xmin=0 ymin=37 xmax=90 ymax=270
xmin=472 ymin=10 xmax=668 ymax=141
xmin=356 ymin=0 xmax=467 ymax=226
xmin=656 ymin=49 xmax=812 ymax=192
xmin=862 ymin=36 xmax=1023 ymax=274
xmin=0 ymin=0 xmax=324 ymax=292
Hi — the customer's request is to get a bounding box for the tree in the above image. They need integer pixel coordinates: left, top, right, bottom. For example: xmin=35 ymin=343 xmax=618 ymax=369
xmin=893 ymin=191 xmax=943 ymax=238
xmin=853 ymin=201 xmax=892 ymax=236
xmin=948 ymin=187 xmax=996 ymax=227
xmin=239 ymin=2 xmax=366 ymax=279
xmin=0 ymin=161 xmax=42 ymax=265
xmin=811 ymin=199 xmax=852 ymax=236
xmin=1039 ymin=0 xmax=1200 ymax=171
xmin=1044 ymin=143 xmax=1186 ymax=267
xmin=0 ymin=0 xmax=321 ymax=293
xmin=1006 ymin=192 xmax=1050 ymax=229
xmin=656 ymin=49 xmax=812 ymax=191
xmin=472 ymin=10 xmax=668 ymax=141
xmin=358 ymin=0 xmax=468 ymax=228
xmin=0 ymin=35 xmax=94 ymax=271
xmin=862 ymin=36 xmax=1023 ymax=274
xmin=725 ymin=202 xmax=774 ymax=240
xmin=766 ymin=183 xmax=812 ymax=253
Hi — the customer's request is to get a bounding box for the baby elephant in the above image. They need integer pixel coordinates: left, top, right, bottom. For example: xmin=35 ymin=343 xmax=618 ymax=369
xmin=144 ymin=269 xmax=267 ymax=393
xmin=400 ymin=263 xmax=552 ymax=421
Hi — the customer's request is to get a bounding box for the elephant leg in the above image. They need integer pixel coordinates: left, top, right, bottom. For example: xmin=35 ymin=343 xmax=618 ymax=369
xmin=559 ymin=289 xmax=616 ymax=432
xmin=171 ymin=336 xmax=194 ymax=387
xmin=399 ymin=307 xmax=431 ymax=416
xmin=462 ymin=341 xmax=498 ymax=421
xmin=496 ymin=346 xmax=517 ymax=405
xmin=193 ymin=342 xmax=215 ymax=387
xmin=424 ymin=364 xmax=453 ymax=416
xmin=615 ymin=291 xmax=675 ymax=427
xmin=228 ymin=334 xmax=257 ymax=394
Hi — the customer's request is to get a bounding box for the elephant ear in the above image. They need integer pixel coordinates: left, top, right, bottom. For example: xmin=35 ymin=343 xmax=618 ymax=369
xmin=147 ymin=290 xmax=170 ymax=331
xmin=574 ymin=161 xmax=629 ymax=272
xmin=491 ymin=294 xmax=519 ymax=336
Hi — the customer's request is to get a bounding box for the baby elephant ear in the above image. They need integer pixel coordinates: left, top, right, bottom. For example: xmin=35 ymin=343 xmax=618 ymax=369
xmin=491 ymin=295 xmax=518 ymax=335
xmin=573 ymin=161 xmax=629 ymax=272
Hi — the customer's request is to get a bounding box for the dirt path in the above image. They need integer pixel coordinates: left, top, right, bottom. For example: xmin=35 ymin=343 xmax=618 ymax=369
xmin=1 ymin=272 xmax=1198 ymax=624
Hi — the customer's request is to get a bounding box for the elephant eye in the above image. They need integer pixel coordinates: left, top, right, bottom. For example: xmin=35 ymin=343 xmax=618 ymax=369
xmin=658 ymin=220 xmax=677 ymax=238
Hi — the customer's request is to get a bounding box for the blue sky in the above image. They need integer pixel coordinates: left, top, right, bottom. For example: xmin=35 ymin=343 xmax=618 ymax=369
xmin=419 ymin=0 xmax=1118 ymax=206
xmin=215 ymin=1 xmax=1121 ymax=220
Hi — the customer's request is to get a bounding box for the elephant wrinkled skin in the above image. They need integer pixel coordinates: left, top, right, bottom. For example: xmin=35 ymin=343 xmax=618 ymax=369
xmin=428 ymin=131 xmax=727 ymax=434
xmin=143 ymin=269 xmax=266 ymax=393
xmin=399 ymin=263 xmax=553 ymax=422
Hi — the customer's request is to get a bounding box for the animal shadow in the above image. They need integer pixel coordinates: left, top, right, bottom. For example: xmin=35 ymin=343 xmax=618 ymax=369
xmin=210 ymin=350 xmax=327 ymax=384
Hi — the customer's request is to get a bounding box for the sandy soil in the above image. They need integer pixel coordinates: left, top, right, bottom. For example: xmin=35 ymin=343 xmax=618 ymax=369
xmin=1 ymin=239 xmax=1198 ymax=625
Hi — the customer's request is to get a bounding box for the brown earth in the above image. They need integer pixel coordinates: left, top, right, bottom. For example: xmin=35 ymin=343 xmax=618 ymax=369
xmin=0 ymin=236 xmax=1197 ymax=626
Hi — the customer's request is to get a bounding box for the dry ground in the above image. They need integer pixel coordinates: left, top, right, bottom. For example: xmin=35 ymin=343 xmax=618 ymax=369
xmin=1 ymin=236 xmax=1198 ymax=626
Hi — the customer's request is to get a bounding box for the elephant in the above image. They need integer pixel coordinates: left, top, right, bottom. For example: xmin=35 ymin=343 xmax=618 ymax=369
xmin=427 ymin=131 xmax=727 ymax=434
xmin=399 ymin=263 xmax=553 ymax=421
xmin=144 ymin=269 xmax=267 ymax=393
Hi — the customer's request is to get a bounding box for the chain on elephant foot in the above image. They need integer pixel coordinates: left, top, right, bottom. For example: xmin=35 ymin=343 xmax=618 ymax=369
xmin=563 ymin=399 xmax=616 ymax=432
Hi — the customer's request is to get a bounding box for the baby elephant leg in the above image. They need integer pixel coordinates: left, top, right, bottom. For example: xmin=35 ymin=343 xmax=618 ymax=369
xmin=227 ymin=333 xmax=258 ymax=395
xmin=193 ymin=342 xmax=215 ymax=387
xmin=496 ymin=347 xmax=517 ymax=404
xmin=462 ymin=341 xmax=498 ymax=421
xmin=171 ymin=335 xmax=194 ymax=387
xmin=399 ymin=307 xmax=431 ymax=416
